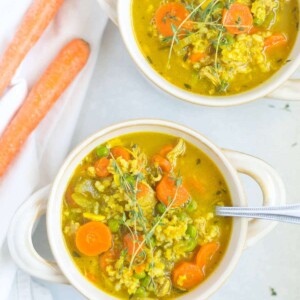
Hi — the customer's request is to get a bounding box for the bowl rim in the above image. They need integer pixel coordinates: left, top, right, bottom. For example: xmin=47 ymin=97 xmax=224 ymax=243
xmin=117 ymin=0 xmax=300 ymax=106
xmin=47 ymin=119 xmax=248 ymax=300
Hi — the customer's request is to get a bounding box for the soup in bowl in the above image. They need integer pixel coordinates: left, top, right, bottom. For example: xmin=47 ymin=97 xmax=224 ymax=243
xmin=8 ymin=120 xmax=286 ymax=300
xmin=97 ymin=0 xmax=300 ymax=105
xmin=62 ymin=133 xmax=232 ymax=298
xmin=132 ymin=0 xmax=298 ymax=96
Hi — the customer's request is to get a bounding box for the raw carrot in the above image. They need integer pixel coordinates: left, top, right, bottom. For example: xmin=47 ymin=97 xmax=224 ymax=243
xmin=75 ymin=221 xmax=112 ymax=256
xmin=0 ymin=39 xmax=90 ymax=177
xmin=196 ymin=242 xmax=220 ymax=271
xmin=156 ymin=175 xmax=190 ymax=208
xmin=152 ymin=154 xmax=172 ymax=173
xmin=123 ymin=233 xmax=144 ymax=255
xmin=190 ymin=52 xmax=207 ymax=63
xmin=159 ymin=144 xmax=174 ymax=157
xmin=155 ymin=3 xmax=193 ymax=37
xmin=264 ymin=34 xmax=287 ymax=49
xmin=172 ymin=262 xmax=204 ymax=290
xmin=222 ymin=3 xmax=253 ymax=35
xmin=94 ymin=157 xmax=110 ymax=178
xmin=99 ymin=249 xmax=119 ymax=273
xmin=111 ymin=146 xmax=131 ymax=161
xmin=136 ymin=182 xmax=149 ymax=199
xmin=0 ymin=0 xmax=64 ymax=97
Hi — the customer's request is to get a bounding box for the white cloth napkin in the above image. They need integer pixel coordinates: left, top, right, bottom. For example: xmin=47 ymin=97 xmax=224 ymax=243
xmin=0 ymin=0 xmax=107 ymax=299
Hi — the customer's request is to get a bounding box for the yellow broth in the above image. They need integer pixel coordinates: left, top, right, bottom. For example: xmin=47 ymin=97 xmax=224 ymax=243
xmin=62 ymin=133 xmax=232 ymax=299
xmin=132 ymin=0 xmax=299 ymax=96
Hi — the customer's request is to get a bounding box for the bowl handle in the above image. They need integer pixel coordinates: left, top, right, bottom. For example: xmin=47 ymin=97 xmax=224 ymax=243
xmin=7 ymin=185 xmax=68 ymax=284
xmin=97 ymin=0 xmax=118 ymax=25
xmin=267 ymin=79 xmax=300 ymax=101
xmin=222 ymin=150 xmax=286 ymax=248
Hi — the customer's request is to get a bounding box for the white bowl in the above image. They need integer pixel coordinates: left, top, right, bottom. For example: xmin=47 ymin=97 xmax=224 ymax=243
xmin=8 ymin=119 xmax=286 ymax=299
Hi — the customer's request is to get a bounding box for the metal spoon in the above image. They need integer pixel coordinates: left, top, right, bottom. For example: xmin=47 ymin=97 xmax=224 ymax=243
xmin=216 ymin=204 xmax=300 ymax=224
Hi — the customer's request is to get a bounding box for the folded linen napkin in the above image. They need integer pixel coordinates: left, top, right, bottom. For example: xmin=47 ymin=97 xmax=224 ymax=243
xmin=0 ymin=0 xmax=107 ymax=299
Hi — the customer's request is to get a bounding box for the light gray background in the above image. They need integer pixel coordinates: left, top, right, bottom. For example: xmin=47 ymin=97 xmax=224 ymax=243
xmin=34 ymin=21 xmax=300 ymax=300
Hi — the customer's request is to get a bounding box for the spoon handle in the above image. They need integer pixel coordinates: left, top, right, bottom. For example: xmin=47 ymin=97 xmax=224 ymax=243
xmin=216 ymin=204 xmax=300 ymax=224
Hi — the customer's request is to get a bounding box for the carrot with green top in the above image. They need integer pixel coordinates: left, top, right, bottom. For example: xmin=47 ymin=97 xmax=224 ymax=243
xmin=196 ymin=242 xmax=220 ymax=271
xmin=76 ymin=221 xmax=112 ymax=256
xmin=155 ymin=3 xmax=193 ymax=37
xmin=264 ymin=34 xmax=287 ymax=49
xmin=222 ymin=3 xmax=253 ymax=35
xmin=156 ymin=175 xmax=190 ymax=208
xmin=0 ymin=39 xmax=90 ymax=177
xmin=172 ymin=262 xmax=204 ymax=290
xmin=0 ymin=0 xmax=64 ymax=97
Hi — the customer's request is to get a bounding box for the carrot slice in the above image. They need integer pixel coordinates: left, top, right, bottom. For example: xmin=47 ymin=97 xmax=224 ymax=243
xmin=123 ymin=233 xmax=144 ymax=255
xmin=94 ymin=157 xmax=110 ymax=178
xmin=159 ymin=144 xmax=174 ymax=157
xmin=136 ymin=182 xmax=149 ymax=199
xmin=0 ymin=0 xmax=64 ymax=97
xmin=155 ymin=3 xmax=193 ymax=37
xmin=156 ymin=175 xmax=190 ymax=208
xmin=111 ymin=146 xmax=131 ymax=161
xmin=190 ymin=52 xmax=207 ymax=63
xmin=134 ymin=263 xmax=147 ymax=274
xmin=99 ymin=249 xmax=119 ymax=273
xmin=152 ymin=154 xmax=172 ymax=173
xmin=222 ymin=3 xmax=253 ymax=35
xmin=75 ymin=221 xmax=112 ymax=256
xmin=0 ymin=39 xmax=90 ymax=177
xmin=172 ymin=262 xmax=204 ymax=290
xmin=196 ymin=242 xmax=220 ymax=271
xmin=264 ymin=34 xmax=287 ymax=49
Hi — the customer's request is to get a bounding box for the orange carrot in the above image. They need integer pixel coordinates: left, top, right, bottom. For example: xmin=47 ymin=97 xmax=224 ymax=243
xmin=190 ymin=52 xmax=207 ymax=63
xmin=111 ymin=146 xmax=131 ymax=161
xmin=134 ymin=263 xmax=147 ymax=274
xmin=159 ymin=144 xmax=174 ymax=157
xmin=222 ymin=3 xmax=253 ymax=35
xmin=136 ymin=182 xmax=149 ymax=199
xmin=99 ymin=249 xmax=119 ymax=273
xmin=172 ymin=262 xmax=204 ymax=290
xmin=156 ymin=175 xmax=190 ymax=208
xmin=0 ymin=0 xmax=64 ymax=97
xmin=155 ymin=3 xmax=193 ymax=37
xmin=0 ymin=39 xmax=90 ymax=177
xmin=123 ymin=233 xmax=144 ymax=255
xmin=249 ymin=26 xmax=260 ymax=34
xmin=75 ymin=221 xmax=112 ymax=256
xmin=152 ymin=154 xmax=172 ymax=173
xmin=94 ymin=157 xmax=110 ymax=178
xmin=264 ymin=34 xmax=287 ymax=49
xmin=196 ymin=242 xmax=220 ymax=271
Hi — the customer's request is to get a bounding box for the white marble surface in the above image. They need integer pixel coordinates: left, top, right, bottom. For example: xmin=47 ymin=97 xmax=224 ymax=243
xmin=34 ymin=21 xmax=300 ymax=300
